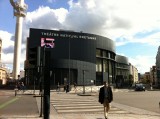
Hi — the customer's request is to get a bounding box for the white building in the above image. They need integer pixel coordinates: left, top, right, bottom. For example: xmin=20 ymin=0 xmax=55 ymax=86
xmin=129 ymin=63 xmax=138 ymax=83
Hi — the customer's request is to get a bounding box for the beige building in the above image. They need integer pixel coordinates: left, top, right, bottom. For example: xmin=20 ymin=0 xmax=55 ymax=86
xmin=0 ymin=67 xmax=8 ymax=85
xmin=129 ymin=63 xmax=138 ymax=83
xmin=0 ymin=38 xmax=2 ymax=63
xmin=150 ymin=66 xmax=157 ymax=85
xmin=144 ymin=72 xmax=150 ymax=83
xmin=0 ymin=38 xmax=10 ymax=85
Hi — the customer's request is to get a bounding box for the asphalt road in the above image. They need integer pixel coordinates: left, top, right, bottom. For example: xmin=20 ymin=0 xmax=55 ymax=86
xmin=0 ymin=90 xmax=39 ymax=115
xmin=1 ymin=89 xmax=160 ymax=116
xmin=113 ymin=90 xmax=160 ymax=113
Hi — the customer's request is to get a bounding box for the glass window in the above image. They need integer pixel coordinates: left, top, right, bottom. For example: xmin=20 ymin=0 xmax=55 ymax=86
xmin=96 ymin=58 xmax=102 ymax=72
xmin=96 ymin=49 xmax=101 ymax=57
xmin=103 ymin=60 xmax=108 ymax=72
xmin=109 ymin=61 xmax=113 ymax=84
xmin=109 ymin=61 xmax=112 ymax=75
xmin=103 ymin=51 xmax=107 ymax=57
xmin=110 ymin=53 xmax=115 ymax=59
xmin=108 ymin=52 xmax=110 ymax=58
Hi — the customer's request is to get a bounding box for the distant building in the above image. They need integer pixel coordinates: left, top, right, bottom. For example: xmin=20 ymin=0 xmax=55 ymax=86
xmin=150 ymin=66 xmax=157 ymax=86
xmin=138 ymin=73 xmax=141 ymax=81
xmin=144 ymin=72 xmax=150 ymax=83
xmin=0 ymin=38 xmax=10 ymax=85
xmin=0 ymin=38 xmax=2 ymax=63
xmin=115 ymin=55 xmax=129 ymax=87
xmin=156 ymin=46 xmax=160 ymax=87
xmin=0 ymin=67 xmax=8 ymax=85
xmin=129 ymin=63 xmax=138 ymax=83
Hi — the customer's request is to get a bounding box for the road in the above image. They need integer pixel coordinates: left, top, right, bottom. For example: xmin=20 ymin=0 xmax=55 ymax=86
xmin=50 ymin=91 xmax=129 ymax=114
xmin=113 ymin=90 xmax=160 ymax=113
xmin=0 ymin=89 xmax=160 ymax=116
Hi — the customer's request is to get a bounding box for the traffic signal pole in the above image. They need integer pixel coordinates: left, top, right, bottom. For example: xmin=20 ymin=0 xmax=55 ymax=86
xmin=43 ymin=48 xmax=51 ymax=119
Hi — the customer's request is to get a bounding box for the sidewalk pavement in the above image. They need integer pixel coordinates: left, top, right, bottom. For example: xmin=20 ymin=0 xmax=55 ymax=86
xmin=1 ymin=89 xmax=160 ymax=119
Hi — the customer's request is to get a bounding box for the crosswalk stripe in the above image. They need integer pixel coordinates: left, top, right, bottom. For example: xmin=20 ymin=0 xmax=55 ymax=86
xmin=51 ymin=93 xmax=129 ymax=114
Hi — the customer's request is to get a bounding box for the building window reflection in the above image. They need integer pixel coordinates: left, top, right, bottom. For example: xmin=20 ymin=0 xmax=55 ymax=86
xmin=96 ymin=49 xmax=101 ymax=57
xmin=96 ymin=58 xmax=102 ymax=72
xmin=103 ymin=60 xmax=108 ymax=72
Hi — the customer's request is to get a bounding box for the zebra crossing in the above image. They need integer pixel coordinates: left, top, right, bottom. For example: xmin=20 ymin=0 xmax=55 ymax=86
xmin=50 ymin=92 xmax=130 ymax=114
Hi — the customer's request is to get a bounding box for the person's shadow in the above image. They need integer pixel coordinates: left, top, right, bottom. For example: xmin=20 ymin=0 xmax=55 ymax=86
xmin=97 ymin=118 xmax=103 ymax=119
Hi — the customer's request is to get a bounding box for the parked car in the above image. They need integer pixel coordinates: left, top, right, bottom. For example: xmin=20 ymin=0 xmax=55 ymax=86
xmin=135 ymin=83 xmax=145 ymax=91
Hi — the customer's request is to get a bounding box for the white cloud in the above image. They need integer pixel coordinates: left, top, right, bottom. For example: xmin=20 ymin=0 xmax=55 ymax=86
xmin=0 ymin=31 xmax=14 ymax=65
xmin=0 ymin=31 xmax=14 ymax=49
xmin=20 ymin=0 xmax=160 ymax=46
xmin=135 ymin=32 xmax=160 ymax=46
xmin=1 ymin=0 xmax=160 ymax=73
xmin=129 ymin=55 xmax=156 ymax=74
xmin=0 ymin=30 xmax=26 ymax=71
xmin=24 ymin=6 xmax=68 ymax=30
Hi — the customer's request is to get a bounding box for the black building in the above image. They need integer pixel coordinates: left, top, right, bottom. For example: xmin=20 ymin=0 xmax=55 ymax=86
xmin=115 ymin=55 xmax=129 ymax=87
xmin=25 ymin=28 xmax=116 ymax=87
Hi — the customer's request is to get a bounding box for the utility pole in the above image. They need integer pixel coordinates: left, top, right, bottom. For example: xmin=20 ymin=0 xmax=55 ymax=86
xmin=10 ymin=0 xmax=28 ymax=80
xmin=83 ymin=70 xmax=85 ymax=94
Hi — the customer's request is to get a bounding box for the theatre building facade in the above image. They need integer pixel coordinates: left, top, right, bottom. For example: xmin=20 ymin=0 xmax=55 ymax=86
xmin=25 ymin=28 xmax=116 ymax=87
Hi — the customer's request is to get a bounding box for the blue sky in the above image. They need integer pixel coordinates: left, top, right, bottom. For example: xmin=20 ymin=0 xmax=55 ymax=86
xmin=0 ymin=0 xmax=160 ymax=73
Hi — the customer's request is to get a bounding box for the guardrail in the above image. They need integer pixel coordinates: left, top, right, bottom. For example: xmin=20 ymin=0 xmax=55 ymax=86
xmin=58 ymin=85 xmax=102 ymax=93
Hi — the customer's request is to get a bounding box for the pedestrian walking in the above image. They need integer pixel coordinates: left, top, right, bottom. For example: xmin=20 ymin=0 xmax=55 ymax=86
xmin=64 ymin=84 xmax=66 ymax=92
xmin=56 ymin=82 xmax=60 ymax=93
xmin=99 ymin=81 xmax=113 ymax=119
xmin=17 ymin=82 xmax=21 ymax=90
xmin=66 ymin=83 xmax=69 ymax=93
xmin=14 ymin=83 xmax=18 ymax=96
xmin=74 ymin=82 xmax=77 ymax=93
xmin=21 ymin=82 xmax=25 ymax=93
xmin=39 ymin=82 xmax=42 ymax=95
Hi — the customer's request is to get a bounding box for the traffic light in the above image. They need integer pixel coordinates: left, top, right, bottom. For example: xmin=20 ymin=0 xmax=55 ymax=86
xmin=28 ymin=46 xmax=41 ymax=66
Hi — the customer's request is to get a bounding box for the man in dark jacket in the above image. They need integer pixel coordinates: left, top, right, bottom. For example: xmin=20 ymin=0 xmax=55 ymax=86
xmin=99 ymin=81 xmax=113 ymax=119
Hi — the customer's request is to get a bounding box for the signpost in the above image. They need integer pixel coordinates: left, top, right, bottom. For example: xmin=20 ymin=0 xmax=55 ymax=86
xmin=43 ymin=48 xmax=51 ymax=119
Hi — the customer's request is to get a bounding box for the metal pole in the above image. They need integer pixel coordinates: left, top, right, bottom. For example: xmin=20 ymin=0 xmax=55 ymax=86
xmin=38 ymin=65 xmax=43 ymax=117
xmin=33 ymin=76 xmax=35 ymax=94
xmin=83 ymin=70 xmax=85 ymax=94
xmin=69 ymin=37 xmax=70 ymax=89
xmin=43 ymin=48 xmax=50 ymax=119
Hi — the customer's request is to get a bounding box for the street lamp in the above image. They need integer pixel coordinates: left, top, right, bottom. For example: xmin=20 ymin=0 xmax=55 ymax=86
xmin=68 ymin=35 xmax=74 ymax=89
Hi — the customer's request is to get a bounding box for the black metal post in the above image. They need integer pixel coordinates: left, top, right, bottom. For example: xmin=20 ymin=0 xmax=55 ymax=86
xmin=39 ymin=82 xmax=43 ymax=117
xmin=37 ymin=46 xmax=43 ymax=117
xmin=38 ymin=66 xmax=43 ymax=117
xmin=43 ymin=49 xmax=51 ymax=119
xmin=83 ymin=70 xmax=85 ymax=94
xmin=68 ymin=37 xmax=70 ymax=90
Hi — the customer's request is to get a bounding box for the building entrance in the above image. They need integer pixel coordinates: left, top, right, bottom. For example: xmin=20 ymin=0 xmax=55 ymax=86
xmin=50 ymin=68 xmax=77 ymax=89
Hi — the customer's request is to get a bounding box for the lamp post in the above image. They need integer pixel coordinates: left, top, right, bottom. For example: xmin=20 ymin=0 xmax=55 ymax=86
xmin=69 ymin=36 xmax=70 ymax=88
xmin=43 ymin=47 xmax=51 ymax=119
xmin=83 ymin=70 xmax=85 ymax=94
xmin=83 ymin=70 xmax=88 ymax=94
